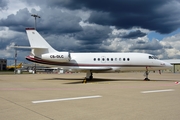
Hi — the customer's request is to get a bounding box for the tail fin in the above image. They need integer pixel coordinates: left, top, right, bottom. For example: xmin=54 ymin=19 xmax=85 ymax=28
xmin=17 ymin=63 xmax=23 ymax=68
xmin=18 ymin=63 xmax=23 ymax=67
xmin=26 ymin=28 xmax=57 ymax=57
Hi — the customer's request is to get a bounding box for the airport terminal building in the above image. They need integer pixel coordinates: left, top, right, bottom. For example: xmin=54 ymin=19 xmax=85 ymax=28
xmin=0 ymin=59 xmax=7 ymax=70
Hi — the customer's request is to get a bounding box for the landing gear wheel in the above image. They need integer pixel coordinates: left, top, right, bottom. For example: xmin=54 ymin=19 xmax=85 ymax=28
xmin=85 ymin=71 xmax=93 ymax=81
xmin=144 ymin=78 xmax=150 ymax=81
xmin=90 ymin=75 xmax=93 ymax=80
xmin=82 ymin=77 xmax=87 ymax=83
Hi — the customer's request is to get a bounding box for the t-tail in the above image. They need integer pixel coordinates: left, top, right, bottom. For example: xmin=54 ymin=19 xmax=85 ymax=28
xmin=26 ymin=28 xmax=71 ymax=63
xmin=26 ymin=28 xmax=58 ymax=57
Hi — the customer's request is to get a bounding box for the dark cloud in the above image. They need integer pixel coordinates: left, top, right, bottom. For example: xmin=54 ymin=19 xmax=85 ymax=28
xmin=129 ymin=39 xmax=163 ymax=51
xmin=21 ymin=0 xmax=47 ymax=5
xmin=0 ymin=40 xmax=7 ymax=50
xmin=40 ymin=25 xmax=112 ymax=52
xmin=47 ymin=0 xmax=180 ymax=34
xmin=136 ymin=40 xmax=146 ymax=44
xmin=75 ymin=25 xmax=111 ymax=44
xmin=0 ymin=0 xmax=8 ymax=10
xmin=87 ymin=11 xmax=115 ymax=26
xmin=74 ymin=44 xmax=115 ymax=52
xmin=0 ymin=7 xmax=83 ymax=34
xmin=0 ymin=33 xmax=29 ymax=50
xmin=0 ymin=8 xmax=33 ymax=32
xmin=37 ymin=7 xmax=83 ymax=34
xmin=163 ymin=44 xmax=173 ymax=49
xmin=1 ymin=0 xmax=180 ymax=60
xmin=121 ymin=30 xmax=146 ymax=39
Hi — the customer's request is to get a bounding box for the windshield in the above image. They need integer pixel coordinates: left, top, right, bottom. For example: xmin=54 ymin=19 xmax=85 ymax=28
xmin=149 ymin=56 xmax=158 ymax=59
xmin=152 ymin=56 xmax=158 ymax=59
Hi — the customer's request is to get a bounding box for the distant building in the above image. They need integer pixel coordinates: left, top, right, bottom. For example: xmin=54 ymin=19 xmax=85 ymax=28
xmin=0 ymin=59 xmax=7 ymax=70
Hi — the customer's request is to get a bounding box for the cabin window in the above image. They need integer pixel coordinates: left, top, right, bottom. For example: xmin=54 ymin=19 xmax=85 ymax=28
xmin=123 ymin=58 xmax=125 ymax=61
xmin=119 ymin=58 xmax=121 ymax=61
xmin=127 ymin=58 xmax=130 ymax=61
xmin=115 ymin=58 xmax=117 ymax=61
xmin=111 ymin=58 xmax=113 ymax=61
xmin=107 ymin=58 xmax=109 ymax=61
xmin=102 ymin=58 xmax=105 ymax=61
xmin=94 ymin=58 xmax=96 ymax=61
xmin=98 ymin=58 xmax=100 ymax=61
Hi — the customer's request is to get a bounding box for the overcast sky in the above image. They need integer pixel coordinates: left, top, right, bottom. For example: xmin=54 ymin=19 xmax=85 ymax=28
xmin=1 ymin=0 xmax=180 ymax=64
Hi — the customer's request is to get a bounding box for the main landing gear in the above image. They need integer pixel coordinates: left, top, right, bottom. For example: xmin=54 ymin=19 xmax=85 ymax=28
xmin=82 ymin=71 xmax=93 ymax=83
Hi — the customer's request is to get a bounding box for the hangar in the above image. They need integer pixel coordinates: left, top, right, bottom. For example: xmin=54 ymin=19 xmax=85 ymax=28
xmin=163 ymin=59 xmax=180 ymax=73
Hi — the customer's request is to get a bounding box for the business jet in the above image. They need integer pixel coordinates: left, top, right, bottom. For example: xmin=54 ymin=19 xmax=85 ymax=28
xmin=23 ymin=28 xmax=172 ymax=81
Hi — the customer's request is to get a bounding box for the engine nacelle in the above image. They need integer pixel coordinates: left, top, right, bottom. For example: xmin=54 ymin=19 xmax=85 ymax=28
xmin=41 ymin=52 xmax=71 ymax=62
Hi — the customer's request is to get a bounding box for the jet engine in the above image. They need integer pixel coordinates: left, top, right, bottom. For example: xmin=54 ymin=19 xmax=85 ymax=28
xmin=41 ymin=52 xmax=71 ymax=62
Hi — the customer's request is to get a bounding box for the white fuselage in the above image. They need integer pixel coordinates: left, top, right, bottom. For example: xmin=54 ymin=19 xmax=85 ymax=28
xmin=69 ymin=53 xmax=171 ymax=72
xmin=26 ymin=52 xmax=172 ymax=73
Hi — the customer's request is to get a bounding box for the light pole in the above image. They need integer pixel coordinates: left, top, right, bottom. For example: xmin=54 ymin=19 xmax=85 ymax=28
xmin=14 ymin=46 xmax=17 ymax=74
xmin=31 ymin=14 xmax=40 ymax=29
xmin=31 ymin=14 xmax=40 ymax=73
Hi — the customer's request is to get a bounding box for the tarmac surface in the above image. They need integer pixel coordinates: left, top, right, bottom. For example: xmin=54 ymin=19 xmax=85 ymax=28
xmin=0 ymin=72 xmax=180 ymax=120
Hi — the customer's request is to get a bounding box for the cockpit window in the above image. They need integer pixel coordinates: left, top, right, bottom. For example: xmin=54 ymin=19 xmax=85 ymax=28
xmin=152 ymin=56 xmax=158 ymax=59
xmin=149 ymin=56 xmax=158 ymax=59
xmin=149 ymin=56 xmax=153 ymax=59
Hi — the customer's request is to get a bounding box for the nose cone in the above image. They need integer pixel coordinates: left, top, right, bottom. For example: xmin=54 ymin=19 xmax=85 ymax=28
xmin=161 ymin=61 xmax=173 ymax=69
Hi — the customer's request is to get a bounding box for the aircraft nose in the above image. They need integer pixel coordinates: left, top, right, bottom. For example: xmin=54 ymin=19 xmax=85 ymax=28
xmin=166 ymin=61 xmax=172 ymax=66
xmin=162 ymin=61 xmax=173 ymax=68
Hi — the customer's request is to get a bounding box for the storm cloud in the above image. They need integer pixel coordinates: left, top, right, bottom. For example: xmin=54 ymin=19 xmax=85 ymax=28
xmin=1 ymin=0 xmax=180 ymax=62
xmin=130 ymin=39 xmax=163 ymax=51
xmin=0 ymin=8 xmax=83 ymax=34
xmin=121 ymin=30 xmax=147 ymax=39
xmin=75 ymin=25 xmax=111 ymax=44
xmin=0 ymin=0 xmax=8 ymax=10
xmin=47 ymin=0 xmax=180 ymax=34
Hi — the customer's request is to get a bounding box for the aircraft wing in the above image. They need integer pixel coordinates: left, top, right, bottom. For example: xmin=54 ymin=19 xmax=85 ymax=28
xmin=68 ymin=67 xmax=112 ymax=72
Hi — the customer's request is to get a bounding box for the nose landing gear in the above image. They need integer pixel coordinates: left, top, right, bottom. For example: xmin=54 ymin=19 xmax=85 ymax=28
xmin=144 ymin=71 xmax=150 ymax=81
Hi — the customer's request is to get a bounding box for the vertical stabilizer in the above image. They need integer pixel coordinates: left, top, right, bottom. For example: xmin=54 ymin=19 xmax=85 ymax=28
xmin=26 ymin=28 xmax=57 ymax=56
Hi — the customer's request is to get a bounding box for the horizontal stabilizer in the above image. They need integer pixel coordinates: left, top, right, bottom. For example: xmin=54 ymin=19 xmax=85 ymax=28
xmin=12 ymin=46 xmax=48 ymax=49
